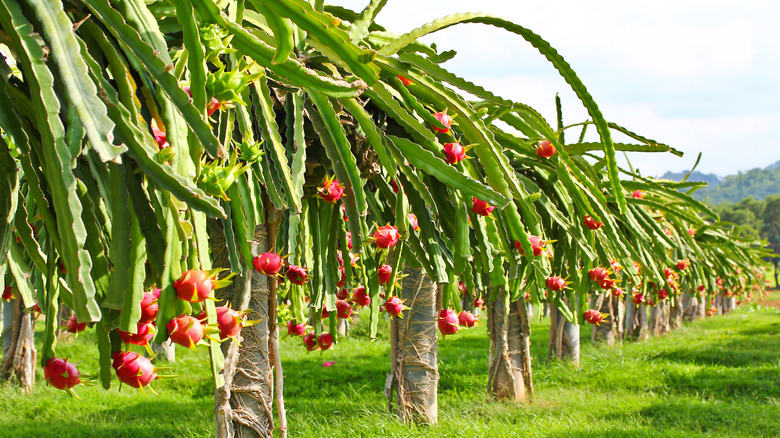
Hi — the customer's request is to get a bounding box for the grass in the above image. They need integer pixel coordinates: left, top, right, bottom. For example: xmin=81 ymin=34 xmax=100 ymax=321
xmin=1 ymin=292 xmax=779 ymax=438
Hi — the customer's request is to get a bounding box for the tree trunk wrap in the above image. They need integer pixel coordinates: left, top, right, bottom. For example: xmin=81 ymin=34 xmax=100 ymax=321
xmin=548 ymin=298 xmax=580 ymax=366
xmin=612 ymin=295 xmax=624 ymax=344
xmin=590 ymin=293 xmax=616 ymax=345
xmin=1 ymin=300 xmax=36 ymax=393
xmin=681 ymin=293 xmax=697 ymax=321
xmin=391 ymin=266 xmax=438 ymax=424
xmin=152 ymin=339 xmax=176 ymax=362
xmin=669 ymin=295 xmax=684 ymax=330
xmin=215 ymin=225 xmax=275 ymax=438
xmin=626 ymin=301 xmax=648 ymax=341
xmin=2 ymin=300 xmax=12 ymax=352
xmin=648 ymin=301 xmax=670 ymax=336
xmin=487 ymin=287 xmax=526 ymax=401
xmin=514 ymin=297 xmax=534 ymax=399
xmin=724 ymin=296 xmax=736 ymax=314
xmin=696 ymin=295 xmax=707 ymax=319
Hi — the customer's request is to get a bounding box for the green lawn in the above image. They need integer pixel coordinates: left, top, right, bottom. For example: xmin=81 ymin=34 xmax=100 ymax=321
xmin=1 ymin=295 xmax=779 ymax=438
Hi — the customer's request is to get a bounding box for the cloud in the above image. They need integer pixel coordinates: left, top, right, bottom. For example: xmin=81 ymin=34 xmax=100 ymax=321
xmin=331 ymin=0 xmax=780 ymax=175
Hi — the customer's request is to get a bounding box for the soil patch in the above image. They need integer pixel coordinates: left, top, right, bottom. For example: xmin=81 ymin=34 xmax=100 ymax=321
xmin=757 ymin=300 xmax=780 ymax=309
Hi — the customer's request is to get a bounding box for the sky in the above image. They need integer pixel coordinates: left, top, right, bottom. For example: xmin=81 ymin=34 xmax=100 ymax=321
xmin=331 ymin=0 xmax=780 ymax=177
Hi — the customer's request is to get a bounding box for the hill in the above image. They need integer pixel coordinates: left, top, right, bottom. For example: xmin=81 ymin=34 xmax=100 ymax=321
xmin=661 ymin=166 xmax=780 ymax=205
xmin=660 ymin=170 xmax=722 ymax=187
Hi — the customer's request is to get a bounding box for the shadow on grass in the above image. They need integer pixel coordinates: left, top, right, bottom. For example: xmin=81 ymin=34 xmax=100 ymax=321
xmin=663 ymin=366 xmax=780 ymax=400
xmin=651 ymin=323 xmax=780 ymax=369
xmin=633 ymin=400 xmax=780 ymax=438
xmin=1 ymin=398 xmax=212 ymax=438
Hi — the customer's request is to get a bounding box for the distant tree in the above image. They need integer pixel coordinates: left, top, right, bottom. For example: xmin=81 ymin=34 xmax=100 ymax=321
xmin=716 ymin=198 xmax=764 ymax=237
xmin=761 ymin=195 xmax=780 ymax=286
xmin=675 ymin=166 xmax=780 ymax=205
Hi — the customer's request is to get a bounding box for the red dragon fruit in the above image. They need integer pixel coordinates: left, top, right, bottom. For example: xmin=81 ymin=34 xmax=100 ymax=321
xmin=286 ymin=265 xmax=309 ymax=285
xmin=352 ymin=286 xmax=370 ymax=307
xmin=173 ymin=269 xmax=215 ymax=302
xmin=583 ymin=215 xmax=603 ymax=230
xmin=336 ymin=300 xmax=353 ymax=319
xmin=589 ymin=267 xmax=610 ymax=282
xmin=318 ymin=177 xmax=345 ymax=203
xmin=546 ymin=276 xmax=566 ymax=292
xmin=437 ymin=309 xmax=459 ymax=337
xmin=212 ymin=306 xmax=250 ymax=340
xmin=515 ymin=235 xmax=547 ymax=257
xmin=443 ymin=142 xmax=466 ymax=164
xmin=458 ymin=310 xmax=477 ymax=328
xmin=378 ymin=264 xmax=393 ymax=286
xmin=112 ymin=351 xmax=157 ymax=388
xmin=166 ymin=315 xmax=204 ymax=349
xmin=431 ymin=111 xmax=453 ymax=134
xmin=536 ymin=139 xmax=556 ymax=158
xmin=253 ymin=252 xmax=283 ymax=276
xmin=584 ymin=309 xmax=606 ymax=325
xmin=373 ymin=225 xmax=400 ymax=249
xmin=471 ymin=197 xmax=496 ymax=217
xmin=138 ymin=287 xmax=160 ymax=325
xmin=317 ymin=332 xmax=334 ymax=351
xmin=397 ymin=75 xmax=413 ymax=86
xmin=2 ymin=286 xmax=14 ymax=302
xmin=407 ymin=213 xmax=420 ymax=231
xmin=384 ymin=296 xmax=408 ymax=318
xmin=118 ymin=322 xmax=156 ymax=347
xmin=286 ymin=321 xmax=306 ymax=337
xmin=43 ymin=357 xmax=81 ymax=391
xmin=65 ymin=315 xmax=87 ymax=334
xmin=302 ymin=332 xmax=318 ymax=351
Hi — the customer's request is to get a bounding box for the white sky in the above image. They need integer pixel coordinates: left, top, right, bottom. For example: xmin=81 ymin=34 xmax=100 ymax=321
xmin=330 ymin=0 xmax=780 ymax=177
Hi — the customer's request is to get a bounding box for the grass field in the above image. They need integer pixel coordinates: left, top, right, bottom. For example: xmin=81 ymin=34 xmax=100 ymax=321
xmin=1 ymin=292 xmax=779 ymax=438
